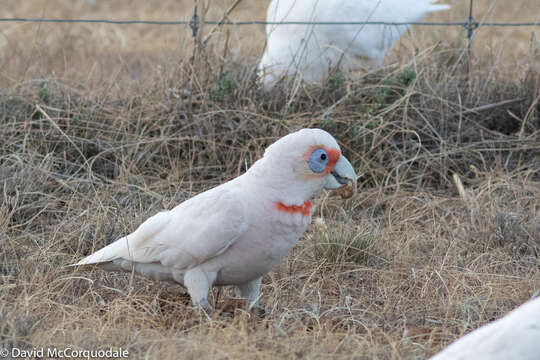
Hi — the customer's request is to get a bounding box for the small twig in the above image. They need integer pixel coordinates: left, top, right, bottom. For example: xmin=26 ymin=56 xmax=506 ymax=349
xmin=219 ymin=28 xmax=231 ymax=77
xmin=321 ymin=92 xmax=351 ymax=120
xmin=507 ymin=110 xmax=522 ymax=123
xmin=202 ymin=0 xmax=243 ymax=46
xmin=461 ymin=98 xmax=523 ymax=115
xmin=35 ymin=104 xmax=92 ymax=175
xmin=519 ymin=94 xmax=540 ymax=139
xmin=452 ymin=173 xmax=469 ymax=206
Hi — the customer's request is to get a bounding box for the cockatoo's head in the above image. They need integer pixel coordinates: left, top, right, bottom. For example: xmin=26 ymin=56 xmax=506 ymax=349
xmin=249 ymin=128 xmax=357 ymax=205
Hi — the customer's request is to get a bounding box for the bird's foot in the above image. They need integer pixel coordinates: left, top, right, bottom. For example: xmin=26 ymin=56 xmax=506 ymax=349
xmin=249 ymin=305 xmax=266 ymax=318
xmin=198 ymin=299 xmax=214 ymax=316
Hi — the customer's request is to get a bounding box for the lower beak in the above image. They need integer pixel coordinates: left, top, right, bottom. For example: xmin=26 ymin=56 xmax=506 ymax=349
xmin=324 ymin=155 xmax=357 ymax=196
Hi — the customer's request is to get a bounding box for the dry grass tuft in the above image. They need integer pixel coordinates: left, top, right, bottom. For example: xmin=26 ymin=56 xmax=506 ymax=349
xmin=1 ymin=1 xmax=539 ymax=359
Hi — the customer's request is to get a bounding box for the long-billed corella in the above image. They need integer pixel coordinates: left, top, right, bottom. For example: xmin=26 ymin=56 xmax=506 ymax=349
xmin=72 ymin=128 xmax=357 ymax=313
xmin=259 ymin=0 xmax=451 ymax=89
xmin=429 ymin=296 xmax=540 ymax=360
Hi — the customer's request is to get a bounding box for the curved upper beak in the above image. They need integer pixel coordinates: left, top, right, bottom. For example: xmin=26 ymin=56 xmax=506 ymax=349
xmin=324 ymin=155 xmax=357 ymax=194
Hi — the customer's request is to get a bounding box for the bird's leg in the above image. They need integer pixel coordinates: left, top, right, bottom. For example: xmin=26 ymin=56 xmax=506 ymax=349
xmin=235 ymin=277 xmax=264 ymax=315
xmin=184 ymin=267 xmax=216 ymax=314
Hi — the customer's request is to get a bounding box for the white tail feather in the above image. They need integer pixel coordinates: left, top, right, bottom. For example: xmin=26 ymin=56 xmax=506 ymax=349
xmin=71 ymin=236 xmax=131 ymax=266
xmin=70 ymin=210 xmax=172 ymax=267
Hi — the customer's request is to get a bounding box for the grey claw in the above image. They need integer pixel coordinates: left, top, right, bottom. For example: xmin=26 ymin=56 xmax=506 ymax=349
xmin=199 ymin=299 xmax=214 ymax=315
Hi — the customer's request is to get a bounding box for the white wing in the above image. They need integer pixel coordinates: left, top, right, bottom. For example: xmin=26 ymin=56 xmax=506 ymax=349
xmin=73 ymin=184 xmax=248 ymax=271
xmin=430 ymin=297 xmax=540 ymax=360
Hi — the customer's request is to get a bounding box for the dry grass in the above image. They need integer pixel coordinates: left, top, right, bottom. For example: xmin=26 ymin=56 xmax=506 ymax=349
xmin=1 ymin=1 xmax=540 ymax=359
xmin=1 ymin=0 xmax=540 ymax=86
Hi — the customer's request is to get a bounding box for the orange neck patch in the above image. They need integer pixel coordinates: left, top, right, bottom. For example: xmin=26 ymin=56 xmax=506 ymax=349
xmin=276 ymin=200 xmax=312 ymax=217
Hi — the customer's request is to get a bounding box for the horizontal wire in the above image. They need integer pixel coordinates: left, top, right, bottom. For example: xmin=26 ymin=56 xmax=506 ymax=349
xmin=0 ymin=18 xmax=539 ymax=27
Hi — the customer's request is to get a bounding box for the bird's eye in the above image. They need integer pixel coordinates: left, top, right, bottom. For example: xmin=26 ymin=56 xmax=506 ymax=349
xmin=307 ymin=148 xmax=329 ymax=173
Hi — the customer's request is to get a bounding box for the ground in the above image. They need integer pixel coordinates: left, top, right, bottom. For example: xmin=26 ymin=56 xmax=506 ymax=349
xmin=0 ymin=1 xmax=539 ymax=359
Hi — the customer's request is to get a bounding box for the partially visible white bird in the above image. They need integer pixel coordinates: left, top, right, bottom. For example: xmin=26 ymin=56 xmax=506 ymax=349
xmin=429 ymin=296 xmax=540 ymax=360
xmin=258 ymin=0 xmax=451 ymax=89
xmin=72 ymin=129 xmax=357 ymax=313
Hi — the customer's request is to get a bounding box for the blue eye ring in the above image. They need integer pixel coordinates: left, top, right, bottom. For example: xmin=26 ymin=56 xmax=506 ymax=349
xmin=307 ymin=148 xmax=329 ymax=173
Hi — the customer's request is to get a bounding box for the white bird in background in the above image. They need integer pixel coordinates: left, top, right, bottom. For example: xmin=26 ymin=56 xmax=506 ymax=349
xmin=72 ymin=129 xmax=357 ymax=313
xmin=258 ymin=0 xmax=451 ymax=89
xmin=429 ymin=296 xmax=540 ymax=360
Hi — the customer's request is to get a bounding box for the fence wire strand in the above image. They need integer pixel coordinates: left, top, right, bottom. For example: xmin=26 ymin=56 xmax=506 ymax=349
xmin=0 ymin=18 xmax=539 ymax=27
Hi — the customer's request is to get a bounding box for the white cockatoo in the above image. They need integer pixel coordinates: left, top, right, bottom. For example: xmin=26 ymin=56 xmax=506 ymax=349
xmin=72 ymin=128 xmax=357 ymax=313
xmin=258 ymin=0 xmax=451 ymax=89
xmin=429 ymin=297 xmax=540 ymax=360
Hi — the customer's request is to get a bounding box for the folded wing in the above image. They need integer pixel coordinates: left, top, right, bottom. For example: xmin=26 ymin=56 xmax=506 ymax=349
xmin=73 ymin=187 xmax=249 ymax=271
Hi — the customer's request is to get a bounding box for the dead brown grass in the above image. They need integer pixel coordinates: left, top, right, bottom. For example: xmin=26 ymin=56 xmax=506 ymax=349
xmin=1 ymin=1 xmax=540 ymax=359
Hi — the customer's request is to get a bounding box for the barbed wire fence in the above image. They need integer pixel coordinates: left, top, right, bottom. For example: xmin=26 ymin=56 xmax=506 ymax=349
xmin=1 ymin=0 xmax=539 ymax=63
